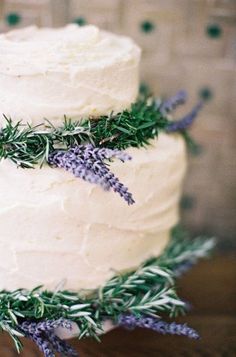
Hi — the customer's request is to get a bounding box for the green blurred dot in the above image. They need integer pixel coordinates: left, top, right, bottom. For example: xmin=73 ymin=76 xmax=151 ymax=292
xmin=180 ymin=195 xmax=195 ymax=210
xmin=206 ymin=23 xmax=222 ymax=38
xmin=199 ymin=87 xmax=213 ymax=101
xmin=5 ymin=12 xmax=21 ymax=26
xmin=191 ymin=144 xmax=203 ymax=157
xmin=74 ymin=16 xmax=87 ymax=26
xmin=140 ymin=20 xmax=155 ymax=34
xmin=139 ymin=82 xmax=151 ymax=96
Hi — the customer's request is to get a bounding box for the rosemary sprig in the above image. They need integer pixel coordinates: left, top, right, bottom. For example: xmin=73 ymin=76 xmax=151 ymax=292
xmin=0 ymin=231 xmax=215 ymax=352
xmin=0 ymin=96 xmax=168 ymax=168
xmin=154 ymin=226 xmax=216 ymax=270
xmin=0 ymin=92 xmax=203 ymax=169
xmin=0 ymin=116 xmax=93 ymax=168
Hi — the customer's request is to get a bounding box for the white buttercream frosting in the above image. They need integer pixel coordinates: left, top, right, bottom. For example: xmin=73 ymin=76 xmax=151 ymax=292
xmin=0 ymin=25 xmax=187 ymax=292
xmin=0 ymin=25 xmax=140 ymax=125
xmin=0 ymin=133 xmax=186 ymax=291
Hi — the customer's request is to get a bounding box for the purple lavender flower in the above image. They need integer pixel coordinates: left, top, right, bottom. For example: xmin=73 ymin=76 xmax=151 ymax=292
xmin=30 ymin=335 xmax=54 ymax=357
xmin=81 ymin=144 xmax=132 ymax=162
xmin=48 ymin=145 xmax=135 ymax=205
xmin=84 ymin=156 xmax=134 ymax=204
xmin=35 ymin=318 xmax=73 ymax=333
xmin=159 ymin=90 xmax=187 ymax=114
xmin=166 ymin=101 xmax=203 ymax=132
xmin=174 ymin=261 xmax=194 ymax=277
xmin=47 ymin=332 xmax=78 ymax=356
xmin=20 ymin=319 xmax=78 ymax=357
xmin=118 ymin=314 xmax=199 ymax=340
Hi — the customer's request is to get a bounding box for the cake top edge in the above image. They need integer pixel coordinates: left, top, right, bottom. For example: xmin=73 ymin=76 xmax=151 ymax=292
xmin=0 ymin=24 xmax=141 ymax=75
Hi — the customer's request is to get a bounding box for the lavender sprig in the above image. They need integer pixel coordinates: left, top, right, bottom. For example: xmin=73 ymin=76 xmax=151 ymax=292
xmin=82 ymin=144 xmax=132 ymax=162
xmin=48 ymin=145 xmax=135 ymax=205
xmin=20 ymin=319 xmax=78 ymax=357
xmin=118 ymin=314 xmax=199 ymax=339
xmin=35 ymin=318 xmax=73 ymax=333
xmin=174 ymin=261 xmax=194 ymax=277
xmin=47 ymin=332 xmax=78 ymax=357
xmin=159 ymin=90 xmax=187 ymax=114
xmin=166 ymin=101 xmax=203 ymax=132
xmin=31 ymin=335 xmax=54 ymax=357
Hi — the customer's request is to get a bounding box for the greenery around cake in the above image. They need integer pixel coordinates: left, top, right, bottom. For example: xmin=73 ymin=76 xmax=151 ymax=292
xmin=0 ymin=89 xmax=203 ymax=205
xmin=0 ymin=227 xmax=215 ymax=355
xmin=0 ymin=89 xmax=201 ymax=169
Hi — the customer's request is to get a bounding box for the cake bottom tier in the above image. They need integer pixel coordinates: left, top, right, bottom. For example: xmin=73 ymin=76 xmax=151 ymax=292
xmin=0 ymin=133 xmax=186 ymax=291
xmin=0 ymin=227 xmax=169 ymax=291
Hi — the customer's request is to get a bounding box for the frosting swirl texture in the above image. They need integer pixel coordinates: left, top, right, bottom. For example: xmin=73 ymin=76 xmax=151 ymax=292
xmin=0 ymin=133 xmax=187 ymax=291
xmin=0 ymin=25 xmax=141 ymax=125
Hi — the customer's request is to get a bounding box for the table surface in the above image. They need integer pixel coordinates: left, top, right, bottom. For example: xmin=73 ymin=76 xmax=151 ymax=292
xmin=1 ymin=255 xmax=236 ymax=356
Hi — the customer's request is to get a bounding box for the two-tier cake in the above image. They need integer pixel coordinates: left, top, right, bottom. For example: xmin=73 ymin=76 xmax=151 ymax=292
xmin=0 ymin=25 xmax=186 ymax=291
xmin=0 ymin=25 xmax=213 ymax=356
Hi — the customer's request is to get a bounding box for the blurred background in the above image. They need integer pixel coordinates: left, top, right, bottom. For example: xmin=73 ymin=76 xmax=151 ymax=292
xmin=0 ymin=0 xmax=235 ymax=250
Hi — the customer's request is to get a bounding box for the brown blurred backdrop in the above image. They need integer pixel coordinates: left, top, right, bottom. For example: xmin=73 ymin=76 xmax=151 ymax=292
xmin=0 ymin=0 xmax=236 ymax=249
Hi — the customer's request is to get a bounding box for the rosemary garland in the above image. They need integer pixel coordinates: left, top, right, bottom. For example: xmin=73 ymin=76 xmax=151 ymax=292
xmin=0 ymin=91 xmax=203 ymax=204
xmin=0 ymin=96 xmax=165 ymax=168
xmin=0 ymin=91 xmax=202 ymax=169
xmin=0 ymin=228 xmax=215 ymax=354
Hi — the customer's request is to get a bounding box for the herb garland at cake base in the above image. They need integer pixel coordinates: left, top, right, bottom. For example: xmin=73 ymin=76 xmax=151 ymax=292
xmin=0 ymin=228 xmax=215 ymax=356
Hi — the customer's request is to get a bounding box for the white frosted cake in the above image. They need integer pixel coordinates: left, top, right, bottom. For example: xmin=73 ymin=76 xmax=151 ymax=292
xmin=0 ymin=25 xmax=140 ymax=125
xmin=0 ymin=25 xmax=187 ymax=292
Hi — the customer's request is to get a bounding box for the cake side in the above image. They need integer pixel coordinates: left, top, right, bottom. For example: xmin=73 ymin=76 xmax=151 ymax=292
xmin=0 ymin=133 xmax=186 ymax=291
xmin=0 ymin=25 xmax=213 ymax=355
xmin=0 ymin=25 xmax=140 ymax=126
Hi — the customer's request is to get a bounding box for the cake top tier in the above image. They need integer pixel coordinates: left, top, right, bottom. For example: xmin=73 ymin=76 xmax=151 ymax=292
xmin=0 ymin=25 xmax=140 ymax=125
xmin=0 ymin=25 xmax=140 ymax=75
